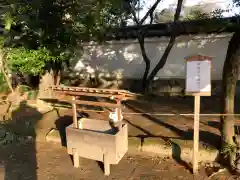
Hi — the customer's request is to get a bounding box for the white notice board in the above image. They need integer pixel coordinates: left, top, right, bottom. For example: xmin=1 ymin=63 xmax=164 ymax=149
xmin=185 ymin=60 xmax=211 ymax=96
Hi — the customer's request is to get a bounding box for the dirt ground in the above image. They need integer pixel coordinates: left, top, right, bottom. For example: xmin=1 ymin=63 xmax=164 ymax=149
xmin=64 ymin=95 xmax=240 ymax=149
xmin=0 ymin=141 xmax=238 ymax=180
xmin=38 ymin=94 xmax=240 ymax=150
xmin=0 ymin=95 xmax=239 ymax=179
xmin=123 ymin=95 xmax=240 ymax=149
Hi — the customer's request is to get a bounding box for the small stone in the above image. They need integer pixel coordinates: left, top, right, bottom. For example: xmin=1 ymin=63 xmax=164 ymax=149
xmin=27 ymin=136 xmax=33 ymax=140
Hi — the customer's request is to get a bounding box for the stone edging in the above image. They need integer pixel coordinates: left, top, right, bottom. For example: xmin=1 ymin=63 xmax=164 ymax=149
xmin=46 ymin=129 xmax=219 ymax=163
xmin=128 ymin=137 xmax=219 ymax=163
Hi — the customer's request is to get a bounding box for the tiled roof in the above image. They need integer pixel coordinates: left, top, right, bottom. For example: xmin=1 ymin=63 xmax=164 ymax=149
xmin=104 ymin=16 xmax=239 ymax=40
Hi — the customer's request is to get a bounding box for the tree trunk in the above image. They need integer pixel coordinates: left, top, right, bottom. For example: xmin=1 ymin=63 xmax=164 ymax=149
xmin=145 ymin=35 xmax=176 ymax=89
xmin=0 ymin=49 xmax=14 ymax=92
xmin=126 ymin=0 xmax=162 ymax=91
xmin=144 ymin=0 xmax=183 ymax=91
xmin=221 ymin=32 xmax=240 ymax=167
xmin=137 ymin=35 xmax=150 ymax=90
xmin=38 ymin=70 xmax=55 ymax=99
xmin=55 ymin=70 xmax=61 ymax=86
xmin=0 ymin=65 xmax=13 ymax=93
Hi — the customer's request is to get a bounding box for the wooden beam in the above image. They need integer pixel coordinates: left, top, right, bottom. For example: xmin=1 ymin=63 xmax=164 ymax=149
xmin=55 ymin=91 xmax=126 ymax=99
xmin=72 ymin=100 xmax=120 ymax=108
xmin=52 ymin=86 xmax=129 ymax=94
xmin=52 ymin=86 xmax=140 ymax=101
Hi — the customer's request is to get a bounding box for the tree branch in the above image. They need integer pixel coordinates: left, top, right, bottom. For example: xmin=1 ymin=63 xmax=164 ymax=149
xmin=137 ymin=34 xmax=151 ymax=88
xmin=146 ymin=0 xmax=184 ymax=86
xmin=127 ymin=0 xmax=162 ymax=25
xmin=149 ymin=10 xmax=154 ymax=24
xmin=0 ymin=50 xmax=14 ymax=92
xmin=173 ymin=0 xmax=183 ymax=21
xmin=126 ymin=1 xmax=140 ymax=25
xmin=139 ymin=0 xmax=162 ymax=25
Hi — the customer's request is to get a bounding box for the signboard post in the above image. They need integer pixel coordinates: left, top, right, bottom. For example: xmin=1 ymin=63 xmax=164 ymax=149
xmin=185 ymin=55 xmax=212 ymax=174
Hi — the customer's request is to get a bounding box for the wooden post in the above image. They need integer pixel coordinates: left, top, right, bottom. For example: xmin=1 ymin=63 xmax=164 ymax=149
xmin=185 ymin=55 xmax=212 ymax=174
xmin=116 ymin=100 xmax=122 ymax=130
xmin=103 ymin=154 xmax=110 ymax=176
xmin=72 ymin=96 xmax=78 ymax=129
xmin=193 ymin=95 xmax=200 ymax=174
xmin=0 ymin=164 xmax=5 ymax=180
xmin=72 ymin=148 xmax=79 ymax=168
xmin=72 ymin=98 xmax=80 ymax=167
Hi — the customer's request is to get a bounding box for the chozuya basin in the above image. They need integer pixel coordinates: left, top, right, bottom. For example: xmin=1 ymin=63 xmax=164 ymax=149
xmin=66 ymin=118 xmax=128 ymax=176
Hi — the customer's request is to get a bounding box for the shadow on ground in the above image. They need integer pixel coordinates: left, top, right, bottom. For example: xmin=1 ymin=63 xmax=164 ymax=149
xmin=123 ymin=99 xmax=221 ymax=173
xmin=207 ymin=120 xmax=240 ymax=136
xmin=171 ymin=142 xmax=193 ymax=173
xmin=55 ymin=115 xmax=73 ymax=147
xmin=54 ymin=111 xmax=109 ymax=174
xmin=125 ymin=102 xmax=221 ymax=149
xmin=0 ymin=100 xmax=43 ymax=180
xmin=55 ymin=112 xmax=89 ymax=147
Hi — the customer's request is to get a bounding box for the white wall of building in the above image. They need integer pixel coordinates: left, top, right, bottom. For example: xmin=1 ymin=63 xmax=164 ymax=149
xmin=74 ymin=33 xmax=233 ymax=80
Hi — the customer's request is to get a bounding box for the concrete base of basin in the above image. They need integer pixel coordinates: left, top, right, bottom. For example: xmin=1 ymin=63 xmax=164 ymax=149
xmin=66 ymin=118 xmax=128 ymax=176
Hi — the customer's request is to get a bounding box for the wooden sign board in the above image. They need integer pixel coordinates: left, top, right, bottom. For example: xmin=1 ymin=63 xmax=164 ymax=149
xmin=184 ymin=55 xmax=212 ymax=174
xmin=185 ymin=55 xmax=212 ymax=96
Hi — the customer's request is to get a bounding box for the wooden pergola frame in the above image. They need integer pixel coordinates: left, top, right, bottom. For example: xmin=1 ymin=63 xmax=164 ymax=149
xmin=51 ymin=85 xmax=138 ymax=130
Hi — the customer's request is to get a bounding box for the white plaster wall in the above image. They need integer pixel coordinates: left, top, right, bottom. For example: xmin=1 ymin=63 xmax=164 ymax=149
xmin=73 ymin=33 xmax=233 ymax=80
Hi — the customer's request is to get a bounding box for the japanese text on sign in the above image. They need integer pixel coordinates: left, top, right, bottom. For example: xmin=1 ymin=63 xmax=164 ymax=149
xmin=186 ymin=60 xmax=211 ymax=94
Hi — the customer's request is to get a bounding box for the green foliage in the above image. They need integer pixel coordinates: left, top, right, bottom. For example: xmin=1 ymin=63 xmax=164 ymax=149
xmin=154 ymin=8 xmax=176 ymax=23
xmin=0 ymin=0 xmax=131 ymax=79
xmin=17 ymin=85 xmax=31 ymax=93
xmin=3 ymin=12 xmax=16 ymax=31
xmin=211 ymin=9 xmax=225 ymax=18
xmin=2 ymin=0 xmax=130 ymax=47
xmin=26 ymin=90 xmax=38 ymax=100
xmin=184 ymin=7 xmax=210 ymax=20
xmin=184 ymin=7 xmax=224 ymax=20
xmin=7 ymin=47 xmax=54 ymax=76
xmin=154 ymin=4 xmax=224 ymax=23
xmin=0 ymin=73 xmax=9 ymax=93
xmin=221 ymin=142 xmax=237 ymax=158
xmin=73 ymin=0 xmax=131 ymax=41
xmin=233 ymin=0 xmax=240 ymax=7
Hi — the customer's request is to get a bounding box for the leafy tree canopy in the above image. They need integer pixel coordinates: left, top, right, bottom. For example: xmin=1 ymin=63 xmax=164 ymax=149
xmin=154 ymin=4 xmax=225 ymax=23
xmin=233 ymin=0 xmax=240 ymax=7
xmin=0 ymin=0 xmax=131 ymax=76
